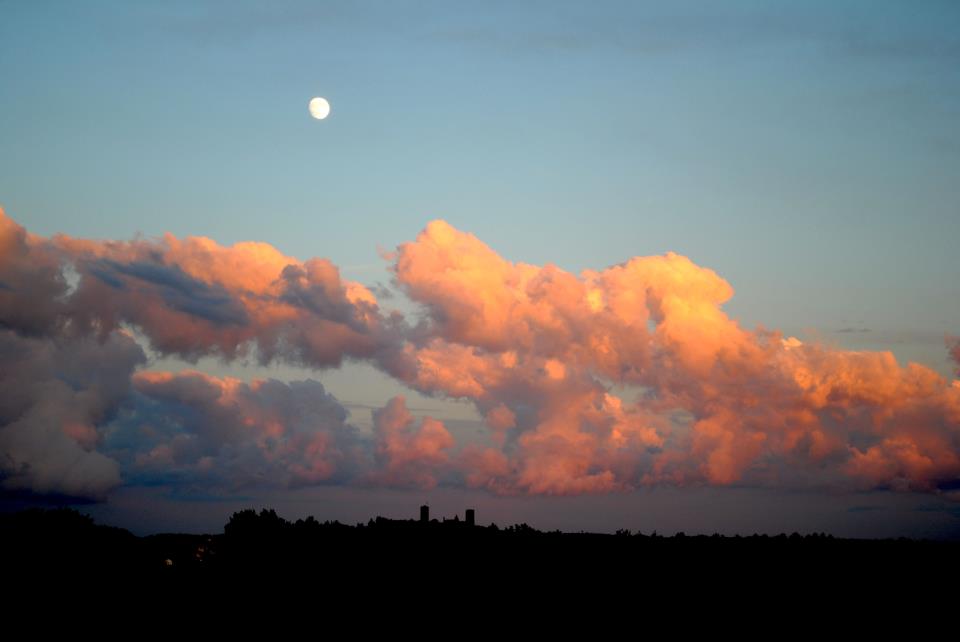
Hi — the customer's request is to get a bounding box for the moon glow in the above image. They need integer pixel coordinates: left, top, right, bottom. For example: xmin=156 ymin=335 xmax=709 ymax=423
xmin=309 ymin=97 xmax=331 ymax=120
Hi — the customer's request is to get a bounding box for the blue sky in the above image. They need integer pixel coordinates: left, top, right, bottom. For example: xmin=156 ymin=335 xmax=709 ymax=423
xmin=2 ymin=1 xmax=959 ymax=536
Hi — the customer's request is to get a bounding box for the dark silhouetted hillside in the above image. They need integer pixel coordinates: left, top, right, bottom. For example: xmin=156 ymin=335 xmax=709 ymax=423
xmin=5 ymin=506 xmax=959 ymax=590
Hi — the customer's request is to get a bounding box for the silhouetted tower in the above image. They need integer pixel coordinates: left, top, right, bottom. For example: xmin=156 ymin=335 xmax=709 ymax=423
xmin=465 ymin=509 xmax=475 ymax=527
xmin=420 ymin=504 xmax=429 ymax=523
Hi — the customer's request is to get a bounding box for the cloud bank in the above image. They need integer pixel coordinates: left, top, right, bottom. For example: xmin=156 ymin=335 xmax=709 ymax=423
xmin=1 ymin=208 xmax=958 ymax=501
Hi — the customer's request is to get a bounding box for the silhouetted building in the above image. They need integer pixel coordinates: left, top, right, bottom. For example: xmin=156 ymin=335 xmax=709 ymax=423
xmin=465 ymin=509 xmax=475 ymax=527
xmin=420 ymin=505 xmax=429 ymax=523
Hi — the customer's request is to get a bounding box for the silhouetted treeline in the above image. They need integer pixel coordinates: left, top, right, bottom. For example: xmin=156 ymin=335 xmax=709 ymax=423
xmin=4 ymin=507 xmax=959 ymax=586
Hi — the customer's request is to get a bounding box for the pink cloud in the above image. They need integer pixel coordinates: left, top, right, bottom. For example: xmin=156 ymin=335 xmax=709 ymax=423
xmin=388 ymin=219 xmax=960 ymax=495
xmin=2 ymin=207 xmax=959 ymax=500
xmin=369 ymin=396 xmax=454 ymax=489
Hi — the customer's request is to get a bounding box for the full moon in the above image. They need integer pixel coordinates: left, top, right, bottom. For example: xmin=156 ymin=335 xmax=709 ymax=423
xmin=309 ymin=97 xmax=331 ymax=120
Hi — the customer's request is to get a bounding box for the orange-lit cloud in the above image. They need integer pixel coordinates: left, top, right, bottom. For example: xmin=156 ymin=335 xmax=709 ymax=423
xmin=368 ymin=396 xmax=454 ymax=489
xmin=2 ymin=207 xmax=958 ymax=500
xmin=387 ymin=220 xmax=960 ymax=496
xmin=50 ymin=215 xmax=387 ymax=366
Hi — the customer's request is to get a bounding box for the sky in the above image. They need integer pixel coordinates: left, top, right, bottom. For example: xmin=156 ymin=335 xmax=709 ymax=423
xmin=1 ymin=0 xmax=959 ymax=538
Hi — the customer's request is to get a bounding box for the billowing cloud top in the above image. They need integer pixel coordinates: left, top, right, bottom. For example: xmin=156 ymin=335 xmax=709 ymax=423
xmin=1 ymin=208 xmax=958 ymax=501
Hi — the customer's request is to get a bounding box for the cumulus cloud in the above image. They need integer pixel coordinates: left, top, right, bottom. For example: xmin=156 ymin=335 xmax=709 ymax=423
xmin=368 ymin=396 xmax=454 ymax=489
xmin=0 ymin=328 xmax=144 ymax=499
xmin=0 ymin=207 xmax=398 ymax=499
xmin=2 ymin=207 xmax=959 ymax=501
xmin=387 ymin=220 xmax=960 ymax=496
xmin=50 ymin=217 xmax=389 ymax=366
xmin=0 ymin=210 xmax=72 ymax=336
xmin=1 ymin=208 xmax=396 ymax=368
xmin=949 ymin=336 xmax=960 ymax=376
xmin=107 ymin=373 xmax=456 ymax=495
xmin=107 ymin=371 xmax=370 ymax=492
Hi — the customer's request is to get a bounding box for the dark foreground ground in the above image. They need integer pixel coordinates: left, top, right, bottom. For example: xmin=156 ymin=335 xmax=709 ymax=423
xmin=5 ymin=506 xmax=959 ymax=604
